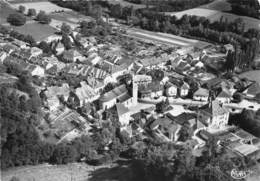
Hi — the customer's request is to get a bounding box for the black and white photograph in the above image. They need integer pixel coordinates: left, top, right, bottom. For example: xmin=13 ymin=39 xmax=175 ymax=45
xmin=0 ymin=0 xmax=260 ymax=180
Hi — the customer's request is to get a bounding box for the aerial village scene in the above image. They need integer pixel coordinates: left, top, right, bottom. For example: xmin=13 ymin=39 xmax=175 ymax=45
xmin=1 ymin=0 xmax=260 ymax=181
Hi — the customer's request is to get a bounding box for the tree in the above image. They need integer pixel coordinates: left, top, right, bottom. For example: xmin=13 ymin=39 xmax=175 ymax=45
xmin=7 ymin=13 xmax=26 ymax=26
xmin=232 ymin=92 xmax=243 ymax=103
xmin=102 ymin=83 xmax=115 ymax=94
xmin=24 ymin=35 xmax=36 ymax=46
xmin=61 ymin=23 xmax=71 ymax=35
xmin=27 ymin=8 xmax=36 ymax=17
xmin=0 ymin=25 xmax=10 ymax=34
xmin=36 ymin=11 xmax=51 ymax=24
xmin=38 ymin=41 xmax=52 ymax=54
xmin=51 ymin=144 xmax=78 ymax=164
xmin=18 ymin=5 xmax=26 ymax=14
xmin=61 ymin=34 xmax=72 ymax=50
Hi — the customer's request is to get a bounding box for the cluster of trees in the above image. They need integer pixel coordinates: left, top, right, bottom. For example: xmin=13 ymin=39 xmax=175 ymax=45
xmin=129 ymin=140 xmax=244 ymax=181
xmin=0 ymin=25 xmax=36 ymax=46
xmin=7 ymin=13 xmax=26 ymax=26
xmin=1 ymin=67 xmax=130 ymax=169
xmin=18 ymin=5 xmax=37 ymax=17
xmin=80 ymin=19 xmax=112 ymax=37
xmin=6 ymin=9 xmax=50 ymax=26
xmin=229 ymin=0 xmax=260 ymax=19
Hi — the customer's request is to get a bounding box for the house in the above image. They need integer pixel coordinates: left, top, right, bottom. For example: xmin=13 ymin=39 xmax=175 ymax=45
xmin=102 ymin=61 xmax=134 ymax=84
xmin=75 ymin=81 xmax=100 ymax=106
xmin=216 ymin=89 xmax=232 ymax=103
xmin=0 ymin=51 xmax=8 ymax=63
xmin=179 ymin=82 xmax=190 ymax=97
xmin=2 ymin=44 xmax=17 ymax=54
xmin=79 ymin=37 xmax=90 ymax=48
xmin=86 ymin=76 xmax=105 ymax=94
xmin=55 ymin=42 xmax=65 ymax=55
xmin=43 ymin=56 xmax=66 ymax=74
xmin=223 ymin=44 xmax=234 ymax=53
xmin=198 ymin=100 xmax=229 ymax=130
xmin=193 ymin=88 xmax=209 ymax=102
xmin=88 ymin=54 xmax=102 ymax=65
xmin=29 ymin=47 xmax=43 ymax=57
xmin=165 ymin=82 xmax=178 ymax=97
xmin=44 ymin=83 xmax=70 ymax=110
xmin=136 ymin=56 xmax=167 ymax=69
xmin=99 ymin=84 xmax=133 ymax=110
xmin=78 ymin=65 xmax=108 ymax=80
xmin=63 ymin=49 xmax=85 ymax=62
xmin=25 ymin=64 xmax=45 ymax=77
xmin=45 ymin=35 xmax=62 ymax=43
xmin=149 ymin=116 xmax=182 ymax=142
xmin=243 ymin=82 xmax=260 ymax=98
xmin=139 ymin=82 xmax=164 ymax=99
xmin=116 ymin=103 xmax=131 ymax=126
xmin=12 ymin=39 xmax=27 ymax=49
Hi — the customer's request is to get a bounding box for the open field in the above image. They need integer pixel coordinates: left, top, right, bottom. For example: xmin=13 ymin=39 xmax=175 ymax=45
xmin=108 ymin=0 xmax=147 ymax=10
xmin=11 ymin=22 xmax=56 ymax=42
xmin=127 ymin=28 xmax=211 ymax=48
xmin=165 ymin=8 xmax=260 ymax=31
xmin=199 ymin=0 xmax=231 ymax=11
xmin=2 ymin=160 xmax=133 ymax=181
xmin=7 ymin=0 xmax=47 ymax=3
xmin=239 ymin=71 xmax=260 ymax=85
xmin=10 ymin=1 xmax=72 ymax=14
xmin=49 ymin=11 xmax=93 ymax=30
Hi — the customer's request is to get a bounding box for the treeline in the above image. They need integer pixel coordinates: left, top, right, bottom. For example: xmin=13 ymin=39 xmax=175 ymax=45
xmin=149 ymin=0 xmax=213 ymax=12
xmin=128 ymin=140 xmax=250 ymax=181
xmin=229 ymin=0 xmax=260 ymax=19
xmin=126 ymin=0 xmax=213 ymax=12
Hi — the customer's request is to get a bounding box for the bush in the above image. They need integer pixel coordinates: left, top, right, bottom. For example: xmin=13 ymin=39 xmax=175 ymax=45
xmin=7 ymin=13 xmax=26 ymax=26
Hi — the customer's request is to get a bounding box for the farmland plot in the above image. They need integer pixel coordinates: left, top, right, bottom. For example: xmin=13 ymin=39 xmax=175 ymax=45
xmin=11 ymin=1 xmax=71 ymax=14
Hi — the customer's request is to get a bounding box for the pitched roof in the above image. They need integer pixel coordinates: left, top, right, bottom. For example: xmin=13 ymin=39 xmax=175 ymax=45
xmin=139 ymin=81 xmax=164 ymax=93
xmin=63 ymin=49 xmax=82 ymax=60
xmin=116 ymin=103 xmax=129 ymax=116
xmin=75 ymin=81 xmax=97 ymax=100
xmin=100 ymin=84 xmax=128 ymax=102
xmin=212 ymin=100 xmax=229 ymax=117
xmin=79 ymin=65 xmax=108 ymax=79
xmin=45 ymin=83 xmax=70 ymax=99
xmin=56 ymin=42 xmax=65 ymax=49
xmin=194 ymin=88 xmax=209 ymax=96
xmin=217 ymin=89 xmax=231 ymax=98
xmin=245 ymin=82 xmax=260 ymax=96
